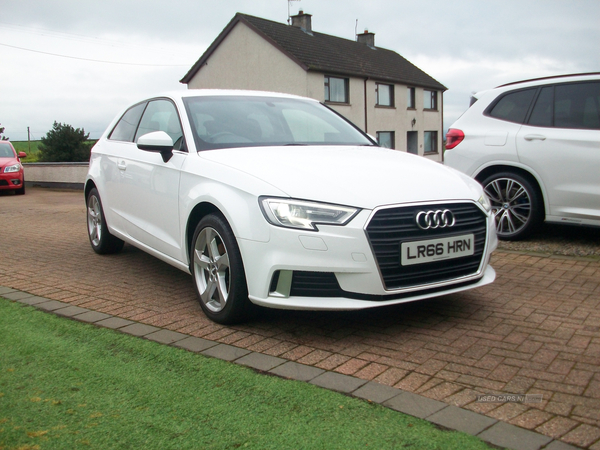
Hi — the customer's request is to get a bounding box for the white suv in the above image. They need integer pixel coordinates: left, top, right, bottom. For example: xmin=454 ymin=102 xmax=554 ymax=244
xmin=445 ymin=73 xmax=600 ymax=240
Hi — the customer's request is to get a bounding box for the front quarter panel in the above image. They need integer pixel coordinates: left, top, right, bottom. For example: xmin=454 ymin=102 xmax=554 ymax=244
xmin=178 ymin=153 xmax=288 ymax=265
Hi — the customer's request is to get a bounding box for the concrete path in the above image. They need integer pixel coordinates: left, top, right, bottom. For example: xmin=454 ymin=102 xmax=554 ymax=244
xmin=1 ymin=188 xmax=599 ymax=449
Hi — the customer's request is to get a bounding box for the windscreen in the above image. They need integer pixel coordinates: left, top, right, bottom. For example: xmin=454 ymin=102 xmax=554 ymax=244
xmin=183 ymin=95 xmax=374 ymax=151
xmin=0 ymin=142 xmax=16 ymax=158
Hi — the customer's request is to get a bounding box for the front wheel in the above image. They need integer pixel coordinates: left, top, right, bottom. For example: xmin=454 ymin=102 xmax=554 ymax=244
xmin=481 ymin=172 xmax=543 ymax=240
xmin=86 ymin=188 xmax=124 ymax=254
xmin=15 ymin=179 xmax=25 ymax=195
xmin=190 ymin=213 xmax=253 ymax=324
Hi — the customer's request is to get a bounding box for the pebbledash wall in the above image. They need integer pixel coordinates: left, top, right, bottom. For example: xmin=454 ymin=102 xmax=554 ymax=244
xmin=23 ymin=163 xmax=88 ymax=190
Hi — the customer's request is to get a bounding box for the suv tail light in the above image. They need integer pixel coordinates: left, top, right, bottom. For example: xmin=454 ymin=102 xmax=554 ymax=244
xmin=445 ymin=128 xmax=465 ymax=149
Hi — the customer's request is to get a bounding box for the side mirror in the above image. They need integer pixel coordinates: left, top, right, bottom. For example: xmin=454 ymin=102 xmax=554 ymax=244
xmin=18 ymin=152 xmax=27 ymax=159
xmin=137 ymin=131 xmax=174 ymax=162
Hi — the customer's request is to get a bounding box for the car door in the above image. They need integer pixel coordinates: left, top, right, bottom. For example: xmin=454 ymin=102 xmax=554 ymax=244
xmin=99 ymin=101 xmax=147 ymax=235
xmin=516 ymin=82 xmax=600 ymax=223
xmin=116 ymin=99 xmax=187 ymax=261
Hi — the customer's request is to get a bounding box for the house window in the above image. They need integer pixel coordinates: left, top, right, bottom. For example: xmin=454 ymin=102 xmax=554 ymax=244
xmin=377 ymin=84 xmax=394 ymax=107
xmin=324 ymin=76 xmax=349 ymax=103
xmin=424 ymin=90 xmax=438 ymax=110
xmin=424 ymin=131 xmax=438 ymax=153
xmin=377 ymin=131 xmax=395 ymax=149
xmin=407 ymin=87 xmax=416 ymax=109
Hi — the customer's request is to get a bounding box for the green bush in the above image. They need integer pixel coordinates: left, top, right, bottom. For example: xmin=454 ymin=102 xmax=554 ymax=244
xmin=38 ymin=121 xmax=92 ymax=162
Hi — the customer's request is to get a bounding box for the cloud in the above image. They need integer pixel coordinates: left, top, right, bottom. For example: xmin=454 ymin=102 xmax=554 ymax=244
xmin=1 ymin=0 xmax=599 ymax=140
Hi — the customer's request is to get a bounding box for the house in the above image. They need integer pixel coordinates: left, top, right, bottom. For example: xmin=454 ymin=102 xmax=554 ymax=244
xmin=181 ymin=12 xmax=447 ymax=160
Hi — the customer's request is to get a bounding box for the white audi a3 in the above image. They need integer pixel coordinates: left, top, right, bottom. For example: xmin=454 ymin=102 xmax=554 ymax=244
xmin=85 ymin=90 xmax=497 ymax=324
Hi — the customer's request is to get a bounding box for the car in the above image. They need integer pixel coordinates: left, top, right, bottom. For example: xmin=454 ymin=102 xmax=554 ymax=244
xmin=85 ymin=90 xmax=497 ymax=324
xmin=445 ymin=73 xmax=600 ymax=240
xmin=0 ymin=141 xmax=26 ymax=195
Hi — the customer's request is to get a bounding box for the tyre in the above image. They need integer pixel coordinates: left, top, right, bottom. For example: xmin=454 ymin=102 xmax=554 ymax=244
xmin=481 ymin=171 xmax=543 ymax=240
xmin=86 ymin=188 xmax=125 ymax=254
xmin=190 ymin=213 xmax=253 ymax=324
xmin=15 ymin=178 xmax=25 ymax=195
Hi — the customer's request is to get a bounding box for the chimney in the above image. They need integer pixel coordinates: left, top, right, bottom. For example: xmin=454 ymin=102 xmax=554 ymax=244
xmin=291 ymin=10 xmax=312 ymax=32
xmin=357 ymin=29 xmax=375 ymax=47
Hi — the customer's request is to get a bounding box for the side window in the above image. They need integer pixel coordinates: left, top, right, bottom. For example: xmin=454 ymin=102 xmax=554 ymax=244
xmin=423 ymin=90 xmax=438 ymax=110
xmin=376 ymin=84 xmax=394 ymax=107
xmin=109 ymin=102 xmax=146 ymax=142
xmin=135 ymin=100 xmax=183 ymax=146
xmin=555 ymin=82 xmax=600 ymax=130
xmin=376 ymin=131 xmax=395 ymax=148
xmin=528 ymin=87 xmax=554 ymax=127
xmin=324 ymin=76 xmax=349 ymax=103
xmin=407 ymin=87 xmax=416 ymax=109
xmin=424 ymin=131 xmax=438 ymax=153
xmin=488 ymin=88 xmax=536 ymax=124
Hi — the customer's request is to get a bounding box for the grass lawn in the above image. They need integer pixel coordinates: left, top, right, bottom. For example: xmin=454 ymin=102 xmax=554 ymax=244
xmin=10 ymin=141 xmax=42 ymax=162
xmin=0 ymin=298 xmax=494 ymax=450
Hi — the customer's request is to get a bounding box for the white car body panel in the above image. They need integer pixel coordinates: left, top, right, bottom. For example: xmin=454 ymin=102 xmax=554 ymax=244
xmin=86 ymin=89 xmax=497 ymax=313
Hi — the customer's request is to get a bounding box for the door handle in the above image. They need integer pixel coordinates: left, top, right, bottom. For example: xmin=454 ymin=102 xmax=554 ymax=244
xmin=117 ymin=161 xmax=127 ymax=171
xmin=524 ymin=134 xmax=546 ymax=141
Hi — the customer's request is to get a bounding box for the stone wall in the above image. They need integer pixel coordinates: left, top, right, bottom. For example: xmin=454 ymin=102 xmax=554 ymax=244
xmin=23 ymin=163 xmax=88 ymax=190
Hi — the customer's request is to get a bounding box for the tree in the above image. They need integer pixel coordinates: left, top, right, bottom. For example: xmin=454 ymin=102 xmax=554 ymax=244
xmin=0 ymin=124 xmax=8 ymax=141
xmin=38 ymin=121 xmax=92 ymax=162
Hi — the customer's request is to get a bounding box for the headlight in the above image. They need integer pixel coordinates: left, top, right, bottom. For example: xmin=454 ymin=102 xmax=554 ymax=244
xmin=4 ymin=163 xmax=21 ymax=173
xmin=478 ymin=193 xmax=492 ymax=213
xmin=260 ymin=197 xmax=359 ymax=231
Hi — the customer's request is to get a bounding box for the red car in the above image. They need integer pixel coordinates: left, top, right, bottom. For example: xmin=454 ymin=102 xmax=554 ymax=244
xmin=0 ymin=141 xmax=26 ymax=195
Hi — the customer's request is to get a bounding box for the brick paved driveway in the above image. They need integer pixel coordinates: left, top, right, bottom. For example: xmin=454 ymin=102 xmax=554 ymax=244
xmin=1 ymin=188 xmax=599 ymax=449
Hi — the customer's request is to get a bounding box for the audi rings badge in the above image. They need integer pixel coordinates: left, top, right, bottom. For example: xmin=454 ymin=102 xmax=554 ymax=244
xmin=416 ymin=210 xmax=456 ymax=230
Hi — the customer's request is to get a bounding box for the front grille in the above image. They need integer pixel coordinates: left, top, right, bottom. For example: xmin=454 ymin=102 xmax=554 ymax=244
xmin=290 ymin=271 xmax=342 ymax=297
xmin=365 ymin=203 xmax=487 ymax=290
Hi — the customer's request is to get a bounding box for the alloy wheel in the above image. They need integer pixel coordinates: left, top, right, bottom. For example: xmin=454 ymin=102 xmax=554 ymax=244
xmin=484 ymin=177 xmax=532 ymax=237
xmin=193 ymin=226 xmax=231 ymax=313
xmin=87 ymin=195 xmax=102 ymax=247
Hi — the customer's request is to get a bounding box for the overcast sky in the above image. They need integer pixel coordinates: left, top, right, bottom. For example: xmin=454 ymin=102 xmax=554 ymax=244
xmin=1 ymin=0 xmax=599 ymax=141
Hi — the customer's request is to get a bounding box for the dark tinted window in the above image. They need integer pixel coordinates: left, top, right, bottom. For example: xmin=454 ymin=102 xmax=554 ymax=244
xmin=528 ymin=87 xmax=554 ymax=127
xmin=488 ymin=88 xmax=536 ymax=123
xmin=555 ymin=82 xmax=600 ymax=129
xmin=109 ymin=102 xmax=146 ymax=142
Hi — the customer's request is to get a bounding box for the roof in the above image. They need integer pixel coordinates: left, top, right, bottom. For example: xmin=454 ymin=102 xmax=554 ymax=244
xmin=180 ymin=13 xmax=447 ymax=91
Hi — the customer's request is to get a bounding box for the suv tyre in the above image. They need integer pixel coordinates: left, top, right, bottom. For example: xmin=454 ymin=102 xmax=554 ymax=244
xmin=481 ymin=171 xmax=543 ymax=240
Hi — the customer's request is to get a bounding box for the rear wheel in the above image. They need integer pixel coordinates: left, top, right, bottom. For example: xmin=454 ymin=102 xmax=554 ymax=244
xmin=190 ymin=213 xmax=253 ymax=324
xmin=481 ymin=172 xmax=543 ymax=240
xmin=86 ymin=188 xmax=124 ymax=254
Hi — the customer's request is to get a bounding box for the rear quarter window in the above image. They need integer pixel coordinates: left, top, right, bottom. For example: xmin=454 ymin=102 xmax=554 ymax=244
xmin=487 ymin=88 xmax=536 ymax=124
xmin=109 ymin=102 xmax=147 ymax=142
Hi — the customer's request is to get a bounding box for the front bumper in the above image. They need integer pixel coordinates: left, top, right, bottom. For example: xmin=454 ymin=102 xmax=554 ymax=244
xmin=0 ymin=172 xmax=24 ymax=190
xmin=240 ymin=202 xmax=497 ymax=310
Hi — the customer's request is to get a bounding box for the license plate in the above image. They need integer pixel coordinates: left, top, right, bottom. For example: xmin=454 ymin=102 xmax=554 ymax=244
xmin=401 ymin=234 xmax=474 ymax=266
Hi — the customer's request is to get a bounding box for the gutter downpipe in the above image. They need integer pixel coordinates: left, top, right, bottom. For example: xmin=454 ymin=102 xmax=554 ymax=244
xmin=441 ymin=90 xmax=445 ymax=163
xmin=364 ymin=77 xmax=369 ymax=133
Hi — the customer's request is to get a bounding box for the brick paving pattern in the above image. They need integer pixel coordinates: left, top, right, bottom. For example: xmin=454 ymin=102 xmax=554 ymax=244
xmin=1 ymin=188 xmax=599 ymax=449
